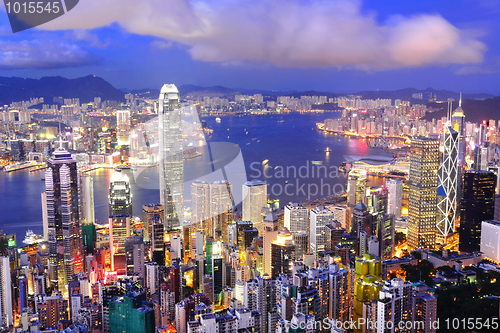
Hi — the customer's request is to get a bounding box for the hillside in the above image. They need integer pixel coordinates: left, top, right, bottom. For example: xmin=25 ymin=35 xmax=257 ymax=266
xmin=0 ymin=75 xmax=125 ymax=106
xmin=422 ymin=96 xmax=500 ymax=124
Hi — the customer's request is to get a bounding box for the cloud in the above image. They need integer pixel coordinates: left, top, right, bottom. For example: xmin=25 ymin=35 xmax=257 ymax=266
xmin=38 ymin=0 xmax=486 ymax=69
xmin=0 ymin=39 xmax=102 ymax=69
xmin=66 ymin=30 xmax=111 ymax=48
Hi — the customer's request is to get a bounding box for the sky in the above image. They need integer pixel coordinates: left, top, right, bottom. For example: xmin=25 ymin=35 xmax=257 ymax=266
xmin=0 ymin=0 xmax=500 ymax=94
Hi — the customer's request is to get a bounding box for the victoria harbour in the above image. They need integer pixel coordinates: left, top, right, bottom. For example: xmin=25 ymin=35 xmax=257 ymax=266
xmin=0 ymin=112 xmax=390 ymax=239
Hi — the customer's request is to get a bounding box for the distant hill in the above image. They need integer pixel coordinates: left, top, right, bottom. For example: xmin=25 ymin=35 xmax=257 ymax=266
xmin=354 ymin=88 xmax=493 ymax=104
xmin=0 ymin=75 xmax=125 ymax=106
xmin=178 ymin=85 xmax=241 ymax=99
xmin=422 ymin=97 xmax=500 ymax=124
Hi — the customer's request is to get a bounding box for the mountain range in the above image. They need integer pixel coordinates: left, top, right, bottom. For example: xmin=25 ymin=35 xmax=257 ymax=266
xmin=0 ymin=75 xmax=498 ymax=122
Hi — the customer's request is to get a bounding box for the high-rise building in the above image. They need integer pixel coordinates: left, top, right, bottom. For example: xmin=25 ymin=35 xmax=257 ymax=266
xmin=116 ymin=108 xmax=131 ymax=146
xmin=191 ymin=180 xmax=210 ymax=233
xmin=81 ymin=174 xmax=96 ymax=255
xmin=328 ymin=263 xmax=350 ymax=323
xmin=0 ymin=257 xmax=12 ymax=327
xmin=437 ymin=104 xmax=459 ymax=244
xmin=347 ymin=170 xmax=367 ymax=207
xmin=142 ymin=204 xmax=164 ymax=242
xmin=125 ymin=235 xmax=145 ymax=278
xmin=109 ymin=170 xmax=132 ymax=274
xmin=108 ymin=293 xmax=155 ymax=333
xmin=263 ymin=213 xmax=279 ymax=275
xmin=242 ymin=180 xmax=267 ymax=233
xmin=45 ymin=148 xmax=83 ymax=292
xmin=150 ymin=215 xmax=165 ymax=265
xmin=309 ymin=206 xmax=336 ymax=254
xmin=480 ymin=220 xmax=500 ymax=262
xmin=407 ymin=137 xmax=439 ymax=251
xmin=270 ymin=228 xmax=295 ymax=278
xmin=412 ymin=282 xmax=438 ymax=333
xmin=210 ymin=180 xmax=233 ymax=243
xmin=451 ymin=94 xmax=466 ymax=166
xmin=284 ymin=203 xmax=308 ymax=234
xmin=386 ymin=179 xmax=402 ymax=219
xmin=459 ymin=170 xmax=496 ymax=253
xmin=158 ymin=84 xmax=184 ymax=230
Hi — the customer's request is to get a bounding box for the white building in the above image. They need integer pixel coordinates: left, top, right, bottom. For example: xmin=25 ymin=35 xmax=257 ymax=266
xmin=242 ymin=180 xmax=267 ymax=233
xmin=386 ymin=180 xmax=403 ymax=219
xmin=310 ymin=206 xmax=336 ymax=254
xmin=481 ymin=220 xmax=500 ymax=262
xmin=284 ymin=203 xmax=309 ymax=234
xmin=0 ymin=257 xmax=12 ymax=327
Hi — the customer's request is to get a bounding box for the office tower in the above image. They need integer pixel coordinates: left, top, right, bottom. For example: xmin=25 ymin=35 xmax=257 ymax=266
xmin=386 ymin=179 xmax=402 ymax=218
xmin=158 ymin=84 xmax=184 ymax=230
xmin=212 ymin=255 xmax=224 ymax=304
xmin=437 ymin=103 xmax=459 ymax=245
xmin=474 ymin=143 xmax=489 ymax=171
xmin=451 ymin=94 xmax=466 ymax=166
xmin=284 ymin=202 xmax=308 ymax=233
xmin=142 ymin=204 xmax=164 ymax=242
xmin=376 ymin=213 xmax=395 ymax=260
xmin=109 ymin=170 xmax=132 ymax=274
xmin=407 ymin=137 xmax=439 ymax=251
xmin=263 ymin=213 xmax=279 ymax=275
xmin=0 ymin=257 xmax=12 ymax=327
xmin=191 ymin=180 xmax=210 ymax=233
xmin=108 ymin=293 xmax=155 ymax=333
xmin=375 ymin=278 xmax=412 ymax=332
xmin=235 ymin=221 xmax=254 ymax=253
xmin=293 ymin=231 xmax=309 ymax=259
xmin=309 ymin=206 xmax=336 ymax=254
xmin=242 ymin=180 xmax=267 ymax=233
xmin=351 ymin=202 xmax=372 ymax=251
xmin=45 ymin=147 xmax=83 ymax=292
xmin=459 ymin=171 xmax=496 ymax=252
xmin=328 ymin=263 xmax=350 ymax=323
xmin=353 ymin=253 xmax=383 ymax=333
xmin=125 ymin=236 xmax=145 ymax=278
xmin=332 ymin=205 xmax=348 ymax=231
xmin=150 ymin=215 xmax=165 ymax=265
xmin=270 ymin=228 xmax=295 ymax=278
xmin=145 ymin=262 xmax=159 ymax=295
xmin=412 ymin=283 xmax=438 ymax=333
xmin=347 ymin=170 xmax=367 ymax=207
xmin=245 ymin=276 xmax=276 ymax=332
xmin=210 ymin=180 xmax=233 ymax=243
xmin=202 ymin=275 xmax=214 ymax=304
xmin=81 ymin=175 xmax=96 ymax=255
xmin=116 ymin=108 xmax=131 ymax=146
xmin=324 ymin=223 xmax=343 ymax=252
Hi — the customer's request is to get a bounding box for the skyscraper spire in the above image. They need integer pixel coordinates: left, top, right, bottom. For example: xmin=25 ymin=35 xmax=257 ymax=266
xmin=459 ymin=92 xmax=462 ymax=108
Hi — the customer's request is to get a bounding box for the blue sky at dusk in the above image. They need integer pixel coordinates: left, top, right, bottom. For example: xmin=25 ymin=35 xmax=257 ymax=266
xmin=0 ymin=0 xmax=499 ymax=93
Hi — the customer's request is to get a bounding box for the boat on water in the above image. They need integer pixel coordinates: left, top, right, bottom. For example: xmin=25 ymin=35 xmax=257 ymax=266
xmin=23 ymin=230 xmax=43 ymax=245
xmin=325 ymin=147 xmax=332 ymax=152
xmin=312 ymin=161 xmax=323 ymax=165
xmin=216 ymin=117 xmax=221 ymax=123
xmin=262 ymin=159 xmax=269 ymax=166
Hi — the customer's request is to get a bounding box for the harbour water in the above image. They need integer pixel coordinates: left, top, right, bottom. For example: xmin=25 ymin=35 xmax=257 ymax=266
xmin=0 ymin=112 xmax=392 ymax=240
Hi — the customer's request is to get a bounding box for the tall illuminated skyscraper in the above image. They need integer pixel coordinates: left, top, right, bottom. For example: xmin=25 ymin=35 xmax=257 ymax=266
xmin=451 ymin=94 xmax=465 ymax=166
xmin=45 ymin=148 xmax=83 ymax=292
xmin=210 ymin=180 xmax=233 ymax=243
xmin=242 ymin=180 xmax=267 ymax=233
xmin=116 ymin=107 xmax=131 ymax=146
xmin=158 ymin=84 xmax=184 ymax=230
xmin=407 ymin=137 xmax=439 ymax=251
xmin=437 ymin=102 xmax=459 ymax=244
xmin=109 ymin=170 xmax=132 ymax=274
xmin=459 ymin=170 xmax=496 ymax=253
xmin=270 ymin=228 xmax=295 ymax=278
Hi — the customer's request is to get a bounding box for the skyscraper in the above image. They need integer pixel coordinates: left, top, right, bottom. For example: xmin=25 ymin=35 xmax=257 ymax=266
xmin=109 ymin=170 xmax=132 ymax=274
xmin=116 ymin=107 xmax=131 ymax=146
xmin=142 ymin=204 xmax=164 ymax=242
xmin=270 ymin=228 xmax=295 ymax=278
xmin=81 ymin=174 xmax=96 ymax=255
xmin=407 ymin=137 xmax=439 ymax=251
xmin=242 ymin=180 xmax=267 ymax=234
xmin=0 ymin=257 xmax=12 ymax=327
xmin=191 ymin=180 xmax=210 ymax=235
xmin=210 ymin=180 xmax=233 ymax=243
xmin=159 ymin=84 xmax=184 ymax=230
xmin=45 ymin=148 xmax=83 ymax=292
xmin=284 ymin=202 xmax=309 ymax=234
xmin=437 ymin=102 xmax=459 ymax=244
xmin=459 ymin=170 xmax=496 ymax=253
xmin=309 ymin=206 xmax=336 ymax=254
xmin=386 ymin=179 xmax=402 ymax=219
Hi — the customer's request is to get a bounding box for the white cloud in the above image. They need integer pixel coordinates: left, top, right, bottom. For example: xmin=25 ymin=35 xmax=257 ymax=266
xmin=38 ymin=0 xmax=486 ymax=69
xmin=0 ymin=39 xmax=101 ymax=69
